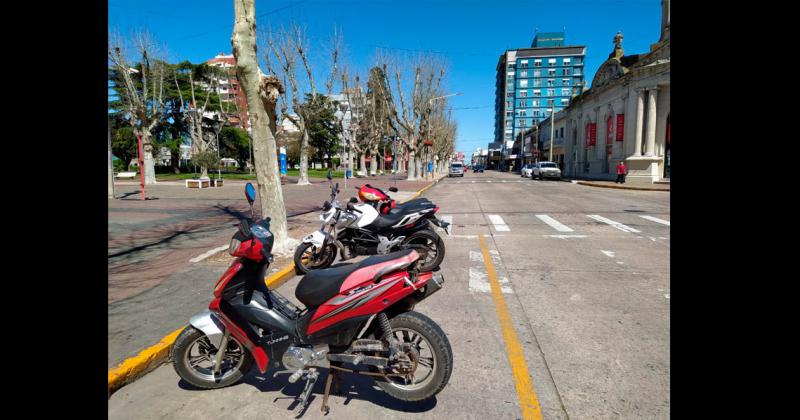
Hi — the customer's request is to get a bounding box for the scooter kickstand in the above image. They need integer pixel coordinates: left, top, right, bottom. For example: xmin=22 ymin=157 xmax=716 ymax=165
xmin=321 ymin=371 xmax=334 ymax=414
xmin=295 ymin=369 xmax=318 ymax=415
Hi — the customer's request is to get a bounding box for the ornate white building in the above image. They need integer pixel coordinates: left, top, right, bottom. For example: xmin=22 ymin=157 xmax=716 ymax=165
xmin=562 ymin=0 xmax=670 ymax=183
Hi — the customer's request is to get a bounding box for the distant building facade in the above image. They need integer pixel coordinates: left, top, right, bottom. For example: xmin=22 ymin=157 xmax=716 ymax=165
xmin=495 ymin=32 xmax=587 ymax=170
xmin=206 ymin=53 xmax=250 ymax=133
xmin=559 ymin=0 xmax=670 ymax=183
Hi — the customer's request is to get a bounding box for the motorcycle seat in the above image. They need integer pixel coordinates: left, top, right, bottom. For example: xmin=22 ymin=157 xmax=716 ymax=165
xmin=368 ymin=200 xmax=436 ymax=229
xmin=295 ymin=249 xmax=418 ymax=308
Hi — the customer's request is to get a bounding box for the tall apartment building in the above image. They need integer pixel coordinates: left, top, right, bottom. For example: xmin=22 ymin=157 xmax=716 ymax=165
xmin=494 ymin=32 xmax=586 ymax=168
xmin=206 ymin=53 xmax=250 ymax=132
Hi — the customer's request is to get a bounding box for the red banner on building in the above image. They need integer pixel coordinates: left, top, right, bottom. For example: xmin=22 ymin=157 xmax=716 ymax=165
xmin=606 ymin=116 xmax=614 ymax=145
xmin=616 ymin=114 xmax=625 ymax=141
xmin=588 ymin=122 xmax=597 ymax=146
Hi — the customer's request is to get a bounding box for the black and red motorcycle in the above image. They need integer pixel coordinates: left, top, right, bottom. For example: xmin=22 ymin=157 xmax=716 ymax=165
xmin=171 ymin=183 xmax=453 ymax=414
xmin=356 ymin=183 xmax=433 ymax=215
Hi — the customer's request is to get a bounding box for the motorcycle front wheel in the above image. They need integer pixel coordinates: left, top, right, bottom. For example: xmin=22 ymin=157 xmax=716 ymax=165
xmin=171 ymin=326 xmax=253 ymax=389
xmin=293 ymin=242 xmax=337 ymax=274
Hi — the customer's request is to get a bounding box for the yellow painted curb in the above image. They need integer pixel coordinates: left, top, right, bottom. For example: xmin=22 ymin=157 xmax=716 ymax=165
xmin=107 ymin=260 xmax=298 ymax=397
xmin=402 ymin=176 xmax=442 ymax=202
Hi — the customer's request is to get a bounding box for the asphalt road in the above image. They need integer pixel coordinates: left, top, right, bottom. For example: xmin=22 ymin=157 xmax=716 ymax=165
xmin=108 ymin=170 xmax=669 ymax=419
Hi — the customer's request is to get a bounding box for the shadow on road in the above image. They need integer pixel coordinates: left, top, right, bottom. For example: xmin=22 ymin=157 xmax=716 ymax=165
xmin=176 ymin=367 xmax=437 ymax=416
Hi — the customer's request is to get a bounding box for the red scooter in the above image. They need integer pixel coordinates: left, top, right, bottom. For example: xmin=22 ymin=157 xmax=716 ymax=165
xmin=171 ymin=183 xmax=453 ymax=414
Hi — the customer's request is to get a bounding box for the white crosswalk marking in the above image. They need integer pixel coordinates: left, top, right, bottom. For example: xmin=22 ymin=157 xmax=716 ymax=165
xmin=468 ymin=267 xmax=512 ymax=294
xmin=488 ymin=214 xmax=510 ymax=231
xmin=587 ymin=215 xmax=641 ymax=233
xmin=536 ymin=214 xmax=574 ymax=232
xmin=640 ymin=215 xmax=670 ymax=226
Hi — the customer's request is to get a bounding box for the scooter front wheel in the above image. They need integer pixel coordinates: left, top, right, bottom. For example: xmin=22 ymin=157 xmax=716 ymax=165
xmin=171 ymin=326 xmax=253 ymax=389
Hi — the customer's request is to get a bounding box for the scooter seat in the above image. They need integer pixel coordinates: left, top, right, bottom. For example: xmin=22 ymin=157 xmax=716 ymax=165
xmin=295 ymin=249 xmax=417 ymax=308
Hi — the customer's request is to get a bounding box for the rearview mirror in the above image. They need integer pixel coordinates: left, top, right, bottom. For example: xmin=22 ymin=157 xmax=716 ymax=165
xmin=349 ymin=197 xmax=358 ymax=203
xmin=245 ymin=183 xmax=256 ymax=205
xmin=388 ymin=187 xmax=398 ymax=192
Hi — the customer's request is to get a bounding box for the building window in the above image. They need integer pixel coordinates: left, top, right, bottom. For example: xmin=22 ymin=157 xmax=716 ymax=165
xmin=533 ymin=110 xmax=540 ymax=117
xmin=548 ymin=58 xmax=557 ymax=65
xmin=561 ymin=98 xmax=569 ymax=106
xmin=519 ymin=119 xmax=527 ymax=127
xmin=532 ymin=100 xmax=539 ymax=107
xmin=507 ymin=63 xmax=514 ymax=69
xmin=547 ymin=99 xmax=554 ymax=106
xmin=533 ymin=89 xmax=541 ymax=97
xmin=547 ymin=89 xmax=555 ymax=96
xmin=520 ymin=79 xmax=528 ymax=87
xmin=547 ymin=79 xmax=555 ymax=87
xmin=548 ymin=69 xmax=557 ymax=76
xmin=563 ymin=68 xmax=571 ymax=76
xmin=533 ymin=70 xmax=541 ymax=77
xmin=507 ymin=71 xmax=515 ymax=76
xmin=562 ymin=78 xmax=570 ymax=85
xmin=561 ymin=88 xmax=570 ymax=96
xmin=533 ymin=80 xmax=540 ymax=87
xmin=506 ymin=111 xmax=513 ymax=117
xmin=560 ymin=127 xmax=564 ymax=137
xmin=519 ymin=60 xmax=528 ymax=68
xmin=506 ymin=120 xmax=513 ymax=127
xmin=519 ymin=70 xmax=527 ymax=77
xmin=518 ymin=100 xmax=526 ymax=107
xmin=563 ymin=58 xmax=571 ymax=65
xmin=534 ymin=59 xmax=542 ymax=67
xmin=518 ymin=110 xmax=527 ymax=117
xmin=506 ymin=101 xmax=513 ymax=108
xmin=506 ymin=92 xmax=514 ymax=98
xmin=519 ymin=90 xmax=528 ymax=97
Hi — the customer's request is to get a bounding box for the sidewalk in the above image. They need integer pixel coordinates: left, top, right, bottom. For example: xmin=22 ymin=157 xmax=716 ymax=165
xmin=572 ymin=179 xmax=670 ymax=191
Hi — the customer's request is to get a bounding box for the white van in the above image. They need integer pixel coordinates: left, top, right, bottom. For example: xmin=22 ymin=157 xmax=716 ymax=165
xmin=449 ymin=162 xmax=464 ymax=177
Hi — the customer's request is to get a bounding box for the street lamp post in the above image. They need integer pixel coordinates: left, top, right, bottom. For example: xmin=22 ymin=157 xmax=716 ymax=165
xmin=549 ymin=103 xmax=555 ymax=162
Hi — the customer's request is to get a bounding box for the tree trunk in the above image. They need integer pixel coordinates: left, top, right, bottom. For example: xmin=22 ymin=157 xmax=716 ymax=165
xmin=142 ymin=132 xmax=157 ymax=185
xmin=407 ymin=149 xmax=417 ymax=180
xmin=232 ymin=0 xmax=290 ymax=252
xmin=347 ymin=149 xmax=354 ymax=178
xmin=369 ymin=148 xmax=377 ymax=175
xmin=297 ymin=129 xmax=310 ymax=185
xmin=200 ymin=166 xmax=209 ymax=179
xmin=108 ymin=122 xmax=115 ymax=198
xmin=359 ymin=153 xmax=366 ymax=175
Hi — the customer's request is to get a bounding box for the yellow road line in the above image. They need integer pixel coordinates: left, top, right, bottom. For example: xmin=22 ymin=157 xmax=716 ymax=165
xmin=478 ymin=235 xmax=543 ymax=420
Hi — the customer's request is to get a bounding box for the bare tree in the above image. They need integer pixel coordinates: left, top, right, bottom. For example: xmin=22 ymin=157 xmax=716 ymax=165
xmin=378 ymin=53 xmax=447 ymax=180
xmin=263 ymin=23 xmax=340 ymax=185
xmin=232 ymin=0 xmax=293 ymax=253
xmin=109 ymin=31 xmax=167 ymax=185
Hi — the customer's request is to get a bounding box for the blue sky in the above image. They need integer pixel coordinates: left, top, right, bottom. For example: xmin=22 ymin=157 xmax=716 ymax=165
xmin=109 ymin=0 xmax=661 ymax=157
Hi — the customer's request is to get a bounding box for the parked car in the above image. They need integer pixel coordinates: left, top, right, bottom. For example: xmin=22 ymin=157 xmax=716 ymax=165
xmin=531 ymin=161 xmax=561 ymax=180
xmin=473 ymin=165 xmax=484 ymax=173
xmin=449 ymin=162 xmax=465 ymax=177
xmin=520 ymin=164 xmax=534 ymax=178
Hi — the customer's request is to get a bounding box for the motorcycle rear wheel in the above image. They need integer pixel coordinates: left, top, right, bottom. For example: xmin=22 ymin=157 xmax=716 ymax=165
xmin=171 ymin=326 xmax=254 ymax=389
xmin=401 ymin=229 xmax=445 ymax=272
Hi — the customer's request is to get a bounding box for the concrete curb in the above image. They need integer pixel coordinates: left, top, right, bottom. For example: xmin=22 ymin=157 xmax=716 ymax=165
xmin=576 ymin=181 xmax=670 ymax=192
xmin=106 ymin=177 xmax=441 ymax=397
